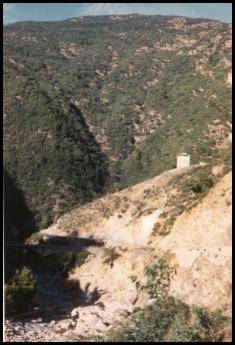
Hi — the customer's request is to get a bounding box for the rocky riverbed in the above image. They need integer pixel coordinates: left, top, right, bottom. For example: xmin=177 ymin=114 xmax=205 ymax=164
xmin=5 ymin=318 xmax=70 ymax=342
xmin=5 ymin=299 xmax=135 ymax=342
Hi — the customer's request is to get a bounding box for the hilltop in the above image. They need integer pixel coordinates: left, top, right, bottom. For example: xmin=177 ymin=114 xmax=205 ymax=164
xmin=3 ymin=14 xmax=232 ymax=232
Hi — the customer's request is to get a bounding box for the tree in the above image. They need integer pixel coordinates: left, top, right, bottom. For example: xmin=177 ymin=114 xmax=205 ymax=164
xmin=5 ymin=266 xmax=37 ymax=317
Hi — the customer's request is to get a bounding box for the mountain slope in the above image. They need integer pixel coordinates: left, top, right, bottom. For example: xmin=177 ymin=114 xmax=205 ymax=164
xmin=3 ymin=87 xmax=109 ymax=229
xmin=35 ymin=164 xmax=231 ymax=339
xmin=3 ymin=15 xmax=232 ymax=231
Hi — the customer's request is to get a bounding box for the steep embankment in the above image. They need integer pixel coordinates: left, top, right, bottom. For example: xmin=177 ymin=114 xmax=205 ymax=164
xmin=36 ymin=164 xmax=231 ymax=339
xmin=154 ymin=171 xmax=232 ymax=315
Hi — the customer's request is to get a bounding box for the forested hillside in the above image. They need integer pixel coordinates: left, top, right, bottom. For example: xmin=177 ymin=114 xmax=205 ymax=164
xmin=3 ymin=14 xmax=232 ymax=233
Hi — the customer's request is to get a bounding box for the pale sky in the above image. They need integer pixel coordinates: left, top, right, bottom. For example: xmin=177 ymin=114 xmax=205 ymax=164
xmin=3 ymin=3 xmax=232 ymax=24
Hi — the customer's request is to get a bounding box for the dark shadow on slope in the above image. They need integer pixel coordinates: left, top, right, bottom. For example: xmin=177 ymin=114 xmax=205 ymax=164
xmin=4 ymin=169 xmax=36 ymax=243
xmin=68 ymin=102 xmax=110 ymax=194
xmin=44 ymin=234 xmax=104 ymax=249
xmin=10 ymin=279 xmax=107 ymax=324
xmin=5 ymin=234 xmax=105 ymax=322
xmin=7 ymin=235 xmax=104 ymax=253
xmin=4 ymin=169 xmax=37 ymax=279
xmin=8 ymin=245 xmax=107 ymax=323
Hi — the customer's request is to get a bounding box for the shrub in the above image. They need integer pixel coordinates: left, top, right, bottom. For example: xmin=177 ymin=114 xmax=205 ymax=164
xmin=76 ymin=250 xmax=91 ymax=267
xmin=103 ymin=247 xmax=120 ymax=268
xmin=152 ymin=222 xmax=161 ymax=235
xmin=141 ymin=259 xmax=177 ymax=302
xmin=94 ymin=255 xmax=231 ymax=342
xmin=104 ymin=297 xmax=230 ymax=342
xmin=58 ymin=250 xmax=90 ymax=278
xmin=186 ymin=171 xmax=213 ymax=194
xmin=5 ymin=266 xmax=37 ymax=317
xmin=220 ymin=146 xmax=232 ymax=166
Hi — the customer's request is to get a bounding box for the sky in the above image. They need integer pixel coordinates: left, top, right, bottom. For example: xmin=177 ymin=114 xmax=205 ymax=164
xmin=3 ymin=3 xmax=232 ymax=25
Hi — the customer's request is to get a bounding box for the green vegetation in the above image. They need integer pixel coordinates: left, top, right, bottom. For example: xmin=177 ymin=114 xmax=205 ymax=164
xmin=97 ymin=257 xmax=230 ymax=342
xmin=103 ymin=247 xmax=120 ymax=268
xmin=131 ymin=258 xmax=177 ymax=302
xmin=3 ymin=15 xmax=231 ymax=236
xmin=4 ymin=169 xmax=36 ymax=243
xmin=104 ymin=298 xmax=230 ymax=342
xmin=4 ymin=249 xmax=91 ymax=317
xmin=3 ymin=17 xmax=231 ymax=331
xmin=152 ymin=165 xmax=218 ymax=236
xmin=5 ymin=266 xmax=37 ymax=317
xmin=217 ymin=144 xmax=232 ymax=174
xmin=57 ymin=250 xmax=91 ymax=278
xmin=3 ymin=98 xmax=109 ymax=231
xmin=186 ymin=170 xmax=213 ymax=194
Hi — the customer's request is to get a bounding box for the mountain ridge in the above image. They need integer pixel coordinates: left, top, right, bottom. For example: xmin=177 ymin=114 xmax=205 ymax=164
xmin=4 ymin=13 xmax=231 ymax=232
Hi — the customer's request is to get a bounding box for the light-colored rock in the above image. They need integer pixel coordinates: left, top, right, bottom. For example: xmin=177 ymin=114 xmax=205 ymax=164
xmin=155 ymin=172 xmax=232 ymax=315
xmin=6 ymin=166 xmax=232 ymax=342
xmin=71 ymin=308 xmax=79 ymax=319
xmin=38 ymin=167 xmax=232 ymax=328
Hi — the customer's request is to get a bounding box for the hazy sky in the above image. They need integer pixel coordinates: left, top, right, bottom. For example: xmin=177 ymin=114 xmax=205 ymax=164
xmin=3 ymin=3 xmax=232 ymax=24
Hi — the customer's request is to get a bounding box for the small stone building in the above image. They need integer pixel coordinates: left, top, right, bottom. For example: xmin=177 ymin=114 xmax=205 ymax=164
xmin=177 ymin=153 xmax=190 ymax=168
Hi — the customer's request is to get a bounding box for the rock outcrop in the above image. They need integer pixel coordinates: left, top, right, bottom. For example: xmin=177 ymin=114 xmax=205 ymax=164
xmin=5 ymin=167 xmax=232 ymax=341
xmin=40 ymin=167 xmax=232 ymax=338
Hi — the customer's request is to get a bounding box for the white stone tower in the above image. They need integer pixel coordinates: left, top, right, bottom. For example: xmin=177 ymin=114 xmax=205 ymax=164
xmin=177 ymin=153 xmax=190 ymax=168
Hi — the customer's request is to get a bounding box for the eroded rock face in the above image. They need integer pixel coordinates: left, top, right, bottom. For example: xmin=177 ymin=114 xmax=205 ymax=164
xmin=43 ymin=168 xmax=232 ymax=320
xmin=155 ymin=172 xmax=232 ymax=316
xmin=6 ymin=168 xmax=231 ymax=342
